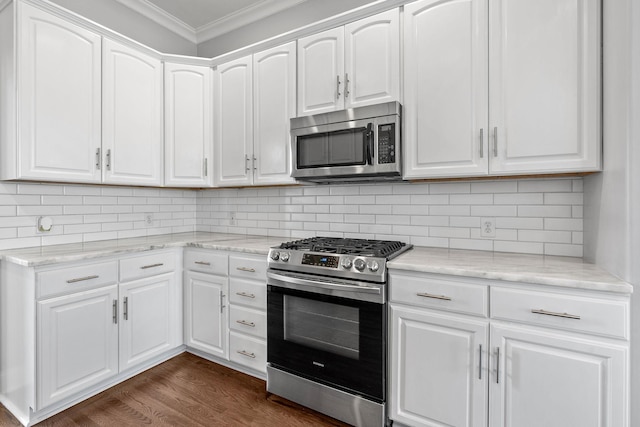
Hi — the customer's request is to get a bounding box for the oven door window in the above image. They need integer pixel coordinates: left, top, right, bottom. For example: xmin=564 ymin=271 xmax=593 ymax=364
xmin=284 ymin=295 xmax=359 ymax=359
xmin=296 ymin=128 xmax=367 ymax=168
xmin=267 ymin=286 xmax=385 ymax=402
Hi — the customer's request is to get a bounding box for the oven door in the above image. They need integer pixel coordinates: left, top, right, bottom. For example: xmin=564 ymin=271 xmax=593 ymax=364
xmin=267 ymin=276 xmax=385 ymax=402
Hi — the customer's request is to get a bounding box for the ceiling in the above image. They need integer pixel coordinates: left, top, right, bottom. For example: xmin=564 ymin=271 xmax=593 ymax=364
xmin=115 ymin=0 xmax=307 ymax=44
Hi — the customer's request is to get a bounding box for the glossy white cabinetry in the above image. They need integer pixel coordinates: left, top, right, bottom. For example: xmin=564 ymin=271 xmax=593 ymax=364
xmin=403 ymin=0 xmax=601 ymax=179
xmin=297 ymin=8 xmax=399 ymax=116
xmin=390 ymin=305 xmax=488 ymax=427
xmin=37 ymin=285 xmax=119 ymax=409
xmin=214 ymin=42 xmax=296 ymax=187
xmin=164 ymin=62 xmax=213 ymax=187
xmin=0 ymin=250 xmax=182 ymax=425
xmin=184 ymin=249 xmax=228 ymax=358
xmin=102 ymin=38 xmax=163 ymax=186
xmin=228 ymin=254 xmax=268 ymax=374
xmin=1 ymin=2 xmax=102 ymax=183
xmin=252 ymin=42 xmax=297 ymax=185
xmin=389 ymin=271 xmax=630 ymax=427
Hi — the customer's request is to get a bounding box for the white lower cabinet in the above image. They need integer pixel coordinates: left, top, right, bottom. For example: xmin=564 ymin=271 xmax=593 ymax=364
xmin=184 ymin=270 xmax=228 ymax=358
xmin=37 ymin=285 xmax=119 ymax=409
xmin=389 ymin=271 xmax=630 ymax=427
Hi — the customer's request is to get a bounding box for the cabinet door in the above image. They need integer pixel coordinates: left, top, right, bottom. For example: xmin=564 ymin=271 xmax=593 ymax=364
xmin=489 ymin=324 xmax=627 ymax=427
xmin=17 ymin=2 xmax=102 ymax=183
xmin=297 ymin=27 xmax=344 ymax=116
xmin=488 ymin=0 xmax=601 ymax=174
xmin=103 ymin=39 xmax=163 ymax=186
xmin=164 ymin=62 xmax=213 ymax=187
xmin=344 ymin=9 xmax=399 ymax=109
xmin=390 ymin=304 xmax=488 ymax=427
xmin=253 ymin=42 xmax=296 ymax=185
xmin=119 ymin=273 xmax=176 ymax=371
xmin=37 ymin=285 xmax=118 ymax=409
xmin=403 ymin=0 xmax=489 ymax=179
xmin=213 ymin=55 xmax=253 ymax=187
xmin=184 ymin=271 xmax=228 ymax=359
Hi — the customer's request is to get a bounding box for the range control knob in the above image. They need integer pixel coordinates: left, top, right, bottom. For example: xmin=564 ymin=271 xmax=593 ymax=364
xmin=353 ymin=258 xmax=366 ymax=271
xmin=341 ymin=257 xmax=353 ymax=269
xmin=270 ymin=251 xmax=280 ymax=261
xmin=367 ymin=260 xmax=380 ymax=272
xmin=280 ymin=252 xmax=290 ymax=262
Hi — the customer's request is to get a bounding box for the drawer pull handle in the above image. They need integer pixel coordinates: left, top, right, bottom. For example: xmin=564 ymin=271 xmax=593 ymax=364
xmin=416 ymin=292 xmax=452 ymax=301
xmin=66 ymin=275 xmax=99 ymax=284
xmin=236 ymin=266 xmax=256 ymax=273
xmin=236 ymin=320 xmax=256 ymax=327
xmin=236 ymin=292 xmax=256 ymax=299
xmin=195 ymin=261 xmax=211 ymax=266
xmin=531 ymin=309 xmax=580 ymax=320
xmin=140 ymin=263 xmax=164 ymax=269
xmin=237 ymin=350 xmax=256 ymax=359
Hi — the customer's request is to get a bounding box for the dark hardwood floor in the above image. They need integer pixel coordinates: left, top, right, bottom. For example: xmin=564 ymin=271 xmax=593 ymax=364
xmin=0 ymin=353 xmax=350 ymax=426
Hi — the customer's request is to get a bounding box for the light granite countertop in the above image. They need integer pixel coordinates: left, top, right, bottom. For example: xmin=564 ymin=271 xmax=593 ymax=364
xmin=388 ymin=247 xmax=632 ymax=294
xmin=0 ymin=233 xmax=631 ymax=294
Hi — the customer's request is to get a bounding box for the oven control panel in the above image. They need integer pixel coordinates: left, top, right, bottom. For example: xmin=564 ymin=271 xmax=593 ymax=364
xmin=301 ymin=253 xmax=339 ymax=268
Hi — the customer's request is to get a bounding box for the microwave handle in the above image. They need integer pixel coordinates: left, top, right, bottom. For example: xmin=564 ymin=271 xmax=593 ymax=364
xmin=366 ymin=122 xmax=374 ymax=165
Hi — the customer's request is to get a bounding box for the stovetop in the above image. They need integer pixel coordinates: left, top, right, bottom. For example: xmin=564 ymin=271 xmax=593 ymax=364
xmin=278 ymin=237 xmax=409 ymax=258
xmin=268 ymin=237 xmax=412 ymax=282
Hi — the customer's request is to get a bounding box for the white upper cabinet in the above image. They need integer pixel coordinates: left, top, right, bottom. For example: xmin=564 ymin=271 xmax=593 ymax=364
xmin=164 ymin=62 xmax=213 ymax=187
xmin=102 ymin=38 xmax=163 ymax=186
xmin=214 ymin=43 xmax=296 ymax=187
xmin=404 ymin=0 xmax=601 ymax=179
xmin=344 ymin=9 xmax=400 ymax=109
xmin=213 ymin=55 xmax=253 ymax=187
xmin=3 ymin=2 xmax=102 ymax=183
xmin=297 ymin=8 xmax=399 ymax=116
xmin=253 ymin=42 xmax=297 ymax=185
xmin=488 ymin=0 xmax=601 ymax=174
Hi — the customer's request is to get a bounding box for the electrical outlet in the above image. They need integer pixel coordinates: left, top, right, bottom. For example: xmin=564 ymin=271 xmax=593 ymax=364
xmin=480 ymin=217 xmax=496 ymax=238
xmin=145 ymin=214 xmax=153 ymax=226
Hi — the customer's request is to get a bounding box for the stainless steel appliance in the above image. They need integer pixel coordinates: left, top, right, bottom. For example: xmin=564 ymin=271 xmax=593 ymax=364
xmin=290 ymin=102 xmax=402 ymax=183
xmin=266 ymin=237 xmax=412 ymax=426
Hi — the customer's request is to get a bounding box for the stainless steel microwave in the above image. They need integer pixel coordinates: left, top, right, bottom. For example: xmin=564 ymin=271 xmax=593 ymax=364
xmin=290 ymin=102 xmax=402 ymax=182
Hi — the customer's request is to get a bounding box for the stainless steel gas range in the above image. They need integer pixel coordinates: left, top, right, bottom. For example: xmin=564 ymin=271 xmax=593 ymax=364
xmin=266 ymin=237 xmax=412 ymax=427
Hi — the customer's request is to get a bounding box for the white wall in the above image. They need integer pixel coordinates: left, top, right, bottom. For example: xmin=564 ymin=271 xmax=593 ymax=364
xmin=197 ymin=0 xmax=379 ymax=58
xmin=583 ymin=0 xmax=639 ymax=424
xmin=49 ymin=0 xmax=197 ymax=56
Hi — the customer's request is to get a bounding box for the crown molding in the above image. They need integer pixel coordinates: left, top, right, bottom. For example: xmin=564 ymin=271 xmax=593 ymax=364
xmin=195 ymin=0 xmax=306 ymax=44
xmin=115 ymin=0 xmax=197 ymax=43
xmin=115 ymin=0 xmax=307 ymax=46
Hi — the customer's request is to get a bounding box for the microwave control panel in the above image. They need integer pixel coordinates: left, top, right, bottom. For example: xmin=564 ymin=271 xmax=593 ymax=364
xmin=377 ymin=124 xmax=396 ymax=164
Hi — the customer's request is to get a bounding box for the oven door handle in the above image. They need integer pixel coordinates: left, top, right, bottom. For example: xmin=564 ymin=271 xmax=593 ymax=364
xmin=267 ymin=271 xmax=381 ymax=295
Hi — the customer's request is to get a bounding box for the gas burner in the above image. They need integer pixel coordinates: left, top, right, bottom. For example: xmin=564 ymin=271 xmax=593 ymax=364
xmin=279 ymin=237 xmax=410 ymax=259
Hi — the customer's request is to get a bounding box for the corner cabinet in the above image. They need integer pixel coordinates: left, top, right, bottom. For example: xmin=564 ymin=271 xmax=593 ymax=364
xmin=214 ymin=42 xmax=296 ymax=187
xmin=403 ymin=0 xmax=601 ymax=179
xmin=102 ymin=38 xmax=164 ymax=186
xmin=389 ymin=271 xmax=630 ymax=427
xmin=297 ymin=8 xmax=399 ymax=116
xmin=164 ymin=62 xmax=213 ymax=187
xmin=1 ymin=1 xmax=102 ymax=183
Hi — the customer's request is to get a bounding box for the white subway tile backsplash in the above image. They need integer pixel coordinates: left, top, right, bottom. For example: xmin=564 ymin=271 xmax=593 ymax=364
xmin=0 ymin=178 xmax=584 ymax=257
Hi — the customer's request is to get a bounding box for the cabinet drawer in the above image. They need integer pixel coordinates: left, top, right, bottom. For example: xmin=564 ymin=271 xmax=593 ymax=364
xmin=229 ymin=305 xmax=266 ymax=339
xmin=229 ymin=331 xmax=266 ymax=374
xmin=491 ymin=287 xmax=629 ymax=339
xmin=229 ymin=278 xmax=266 ymax=310
xmin=37 ymin=261 xmax=118 ymax=299
xmin=390 ymin=273 xmax=488 ymax=317
xmin=184 ymin=250 xmax=227 ymax=275
xmin=229 ymin=254 xmax=266 ymax=280
xmin=119 ymin=251 xmax=175 ymax=282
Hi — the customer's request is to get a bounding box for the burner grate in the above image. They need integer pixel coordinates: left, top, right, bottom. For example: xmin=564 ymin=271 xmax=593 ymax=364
xmin=279 ymin=237 xmax=408 ymax=258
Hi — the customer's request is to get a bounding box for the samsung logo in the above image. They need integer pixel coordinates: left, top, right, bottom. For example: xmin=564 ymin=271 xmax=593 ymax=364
xmin=312 ymin=361 xmax=325 ymax=368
